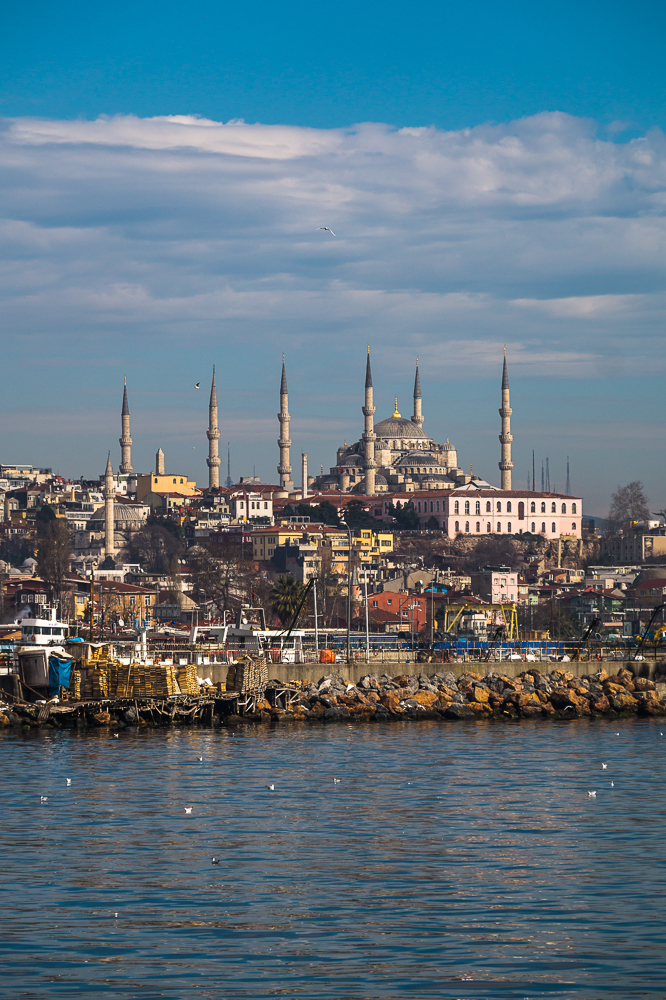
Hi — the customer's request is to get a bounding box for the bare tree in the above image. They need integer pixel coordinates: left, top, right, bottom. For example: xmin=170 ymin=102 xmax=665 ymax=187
xmin=189 ymin=534 xmax=254 ymax=617
xmin=37 ymin=520 xmax=71 ymax=609
xmin=609 ymin=481 xmax=650 ymax=528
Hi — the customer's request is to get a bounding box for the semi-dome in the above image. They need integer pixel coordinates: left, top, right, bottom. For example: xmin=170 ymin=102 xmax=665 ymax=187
xmin=374 ymin=416 xmax=427 ymax=440
xmin=88 ymin=505 xmax=147 ymax=528
xmin=395 ymin=451 xmax=444 ymax=468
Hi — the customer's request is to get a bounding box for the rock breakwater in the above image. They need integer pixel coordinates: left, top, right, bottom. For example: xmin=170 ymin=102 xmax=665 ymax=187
xmin=259 ymin=666 xmax=666 ymax=722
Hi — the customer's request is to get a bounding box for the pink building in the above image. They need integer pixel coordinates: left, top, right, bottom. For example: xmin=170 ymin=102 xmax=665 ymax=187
xmin=392 ymin=490 xmax=583 ymax=539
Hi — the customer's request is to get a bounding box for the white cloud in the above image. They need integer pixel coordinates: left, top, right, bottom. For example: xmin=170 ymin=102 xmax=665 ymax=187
xmin=0 ymin=110 xmax=665 ymax=512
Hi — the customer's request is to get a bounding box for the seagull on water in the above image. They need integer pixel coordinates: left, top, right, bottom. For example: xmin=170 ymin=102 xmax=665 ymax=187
xmin=66 ymin=778 xmax=72 ymax=785
xmin=588 ymin=791 xmax=597 ymax=797
xmin=212 ymin=857 xmax=221 ymax=865
xmin=602 ymin=763 xmax=607 ymax=769
xmin=611 ymin=781 xmax=614 ymax=787
xmin=333 ymin=778 xmax=340 ymax=784
xmin=317 ymin=227 xmax=336 ymax=236
xmin=265 ymin=784 xmax=275 ymax=791
xmin=184 ymin=807 xmax=193 ymax=814
xmin=40 ymin=795 xmax=48 ymax=802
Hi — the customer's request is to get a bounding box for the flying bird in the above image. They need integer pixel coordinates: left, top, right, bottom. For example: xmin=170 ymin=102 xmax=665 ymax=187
xmin=66 ymin=778 xmax=72 ymax=785
xmin=588 ymin=791 xmax=597 ymax=797
xmin=195 ymin=382 xmax=200 ymax=389
xmin=317 ymin=227 xmax=336 ymax=236
xmin=333 ymin=778 xmax=341 ymax=784
xmin=184 ymin=807 xmax=193 ymax=814
xmin=113 ymin=733 xmax=119 ymax=739
xmin=611 ymin=781 xmax=614 ymax=787
xmin=602 ymin=763 xmax=607 ymax=769
xmin=197 ymin=757 xmax=203 ymax=762
xmin=265 ymin=784 xmax=275 ymax=791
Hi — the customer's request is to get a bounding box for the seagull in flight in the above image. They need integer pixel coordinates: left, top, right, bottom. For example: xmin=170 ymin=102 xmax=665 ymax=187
xmin=317 ymin=227 xmax=336 ymax=236
xmin=113 ymin=733 xmax=119 ymax=739
xmin=197 ymin=757 xmax=203 ymax=762
xmin=611 ymin=781 xmax=614 ymax=787
xmin=195 ymin=382 xmax=200 ymax=389
xmin=333 ymin=778 xmax=341 ymax=784
xmin=66 ymin=778 xmax=72 ymax=785
xmin=265 ymin=784 xmax=275 ymax=791
xmin=588 ymin=791 xmax=597 ymax=797
xmin=184 ymin=807 xmax=193 ymax=814
xmin=602 ymin=763 xmax=607 ymax=769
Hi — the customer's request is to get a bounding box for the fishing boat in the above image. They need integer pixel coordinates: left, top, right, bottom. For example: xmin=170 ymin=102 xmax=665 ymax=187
xmin=16 ymin=605 xmax=73 ymax=700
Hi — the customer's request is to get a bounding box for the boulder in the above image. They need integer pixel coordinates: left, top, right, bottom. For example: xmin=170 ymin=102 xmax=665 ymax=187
xmin=518 ymin=692 xmax=542 ymax=709
xmin=592 ymin=668 xmax=609 ymax=682
xmin=590 ymin=695 xmax=610 ymax=714
xmin=610 ymin=692 xmax=639 ymax=712
xmin=412 ymin=690 xmax=439 ymax=709
xmin=323 ymin=705 xmax=350 ymax=721
xmin=634 ymin=677 xmax=655 ymax=692
xmin=468 ymin=700 xmax=492 ymax=715
xmin=520 ymin=705 xmax=543 ymax=718
xmin=445 ymin=703 xmax=475 ymax=719
xmin=379 ymin=692 xmax=404 ymax=715
xmin=473 ymin=685 xmax=490 ymax=704
xmin=0 ymin=713 xmax=9 ymax=727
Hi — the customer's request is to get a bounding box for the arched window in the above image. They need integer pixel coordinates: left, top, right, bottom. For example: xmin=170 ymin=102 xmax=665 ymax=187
xmin=541 ymin=522 xmax=546 ymax=533
xmin=454 ymin=501 xmax=459 ymax=515
xmin=541 ymin=502 xmax=546 ymax=513
xmin=476 ymin=521 xmax=480 ymax=532
xmin=465 ymin=521 xmax=470 ymax=533
xmin=507 ymin=522 xmax=512 ymax=533
xmin=475 ymin=500 xmax=481 ymax=515
xmin=561 ymin=503 xmax=567 ymax=513
xmin=572 ymin=502 xmax=577 ymax=514
xmin=464 ymin=500 xmax=470 ymax=515
xmin=552 ymin=522 xmax=556 ymax=533
xmin=572 ymin=522 xmax=577 ymax=531
xmin=530 ymin=501 xmax=535 ymax=513
xmin=417 ymin=501 xmax=421 ymax=512
xmin=436 ymin=500 xmax=440 ymax=512
xmin=497 ymin=521 xmax=502 ymax=532
xmin=173 ymin=478 xmax=176 ymax=484
xmin=430 ymin=501 xmax=434 ymax=512
xmin=551 ymin=502 xmax=556 ymax=513
xmin=518 ymin=501 xmax=524 ymax=520
xmin=486 ymin=501 xmax=492 ymax=512
xmin=455 ymin=520 xmax=460 ymax=533
xmin=487 ymin=522 xmax=491 ymax=533
xmin=496 ymin=501 xmax=502 ymax=512
xmin=531 ymin=521 xmax=536 ymax=532
xmin=506 ymin=501 xmax=512 ymax=513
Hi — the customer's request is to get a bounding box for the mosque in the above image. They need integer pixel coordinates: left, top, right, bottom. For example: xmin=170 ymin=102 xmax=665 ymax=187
xmin=276 ymin=348 xmax=514 ymax=496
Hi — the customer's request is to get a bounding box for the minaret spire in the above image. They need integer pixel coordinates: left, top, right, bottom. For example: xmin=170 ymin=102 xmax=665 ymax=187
xmin=498 ymin=347 xmax=513 ymax=490
xmin=362 ymin=346 xmax=377 ymax=495
xmin=206 ymin=365 xmax=221 ymax=489
xmin=226 ymin=441 xmax=232 ymax=488
xmin=104 ymin=452 xmax=115 ymax=559
xmin=411 ymin=356 xmax=424 ymax=428
xmin=119 ymin=377 xmax=133 ymax=474
xmin=277 ymin=355 xmax=293 ymax=492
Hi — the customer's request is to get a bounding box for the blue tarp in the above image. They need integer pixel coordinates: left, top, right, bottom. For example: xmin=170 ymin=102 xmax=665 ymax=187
xmin=49 ymin=655 xmax=72 ymax=695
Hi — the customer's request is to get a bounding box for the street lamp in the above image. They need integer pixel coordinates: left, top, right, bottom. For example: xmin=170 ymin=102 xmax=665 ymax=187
xmin=340 ymin=518 xmax=352 ymax=662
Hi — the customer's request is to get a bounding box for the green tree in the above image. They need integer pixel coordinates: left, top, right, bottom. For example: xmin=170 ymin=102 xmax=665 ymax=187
xmin=343 ymin=500 xmax=374 ymax=529
xmin=270 ymin=574 xmax=307 ymax=628
xmin=388 ymin=501 xmax=419 ymax=531
xmin=425 ymin=515 xmax=440 ymax=530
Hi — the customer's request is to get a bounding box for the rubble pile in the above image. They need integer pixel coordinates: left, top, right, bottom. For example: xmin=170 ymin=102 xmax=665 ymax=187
xmin=257 ymin=667 xmax=666 ymax=722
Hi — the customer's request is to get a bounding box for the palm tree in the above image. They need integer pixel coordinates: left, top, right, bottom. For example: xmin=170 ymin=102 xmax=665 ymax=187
xmin=270 ymin=574 xmax=306 ymax=628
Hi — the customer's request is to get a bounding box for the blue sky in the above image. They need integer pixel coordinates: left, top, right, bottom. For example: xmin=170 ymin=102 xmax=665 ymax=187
xmin=0 ymin=1 xmax=665 ymax=514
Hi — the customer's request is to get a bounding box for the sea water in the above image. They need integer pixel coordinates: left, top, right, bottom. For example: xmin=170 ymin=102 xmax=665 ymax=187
xmin=1 ymin=718 xmax=665 ymax=999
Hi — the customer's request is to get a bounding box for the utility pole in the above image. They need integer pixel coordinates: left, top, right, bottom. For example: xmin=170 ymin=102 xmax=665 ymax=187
xmin=313 ymin=577 xmax=319 ymax=659
xmin=89 ymin=570 xmax=95 ymax=643
xmin=340 ymin=518 xmax=352 ymax=662
xmin=364 ymin=569 xmax=369 ymax=663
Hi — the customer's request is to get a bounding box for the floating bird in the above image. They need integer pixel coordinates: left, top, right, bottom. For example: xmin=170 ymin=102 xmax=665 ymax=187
xmin=265 ymin=784 xmax=275 ymax=791
xmin=40 ymin=795 xmax=48 ymax=802
xmin=317 ymin=227 xmax=336 ymax=236
xmin=195 ymin=382 xmax=200 ymax=389
xmin=212 ymin=857 xmax=221 ymax=865
xmin=661 ymin=733 xmax=664 ymax=737
xmin=602 ymin=763 xmax=607 ymax=769
xmin=66 ymin=778 xmax=72 ymax=785
xmin=611 ymin=781 xmax=615 ymax=787
xmin=615 ymin=732 xmax=620 ymax=736
xmin=114 ymin=912 xmax=118 ymax=918
xmin=184 ymin=807 xmax=193 ymax=814
xmin=588 ymin=791 xmax=597 ymax=797
xmin=333 ymin=778 xmax=340 ymax=784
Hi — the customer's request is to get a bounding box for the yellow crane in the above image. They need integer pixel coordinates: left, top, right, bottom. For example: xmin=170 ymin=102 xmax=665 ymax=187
xmin=441 ymin=603 xmax=518 ymax=640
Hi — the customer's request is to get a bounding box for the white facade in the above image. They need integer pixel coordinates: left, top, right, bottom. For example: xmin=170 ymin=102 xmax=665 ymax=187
xmin=409 ymin=490 xmax=583 ymax=539
xmin=230 ymin=493 xmax=273 ymax=521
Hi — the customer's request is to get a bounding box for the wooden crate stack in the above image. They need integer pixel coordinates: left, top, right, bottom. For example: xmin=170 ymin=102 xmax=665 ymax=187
xmin=176 ymin=664 xmax=199 ymax=695
xmin=229 ymin=657 xmax=268 ymax=694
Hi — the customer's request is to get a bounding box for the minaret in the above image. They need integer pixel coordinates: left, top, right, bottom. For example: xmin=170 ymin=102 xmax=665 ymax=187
xmin=104 ymin=452 xmax=115 ymax=558
xmin=411 ymin=357 xmax=424 ymax=428
xmin=362 ymin=346 xmax=377 ymax=495
xmin=206 ymin=365 xmax=221 ymax=489
xmin=498 ymin=348 xmax=513 ymax=490
xmin=277 ymin=355 xmax=293 ymax=492
xmin=156 ymin=448 xmax=165 ymax=476
xmin=302 ymin=453 xmax=308 ymax=499
xmin=226 ymin=442 xmax=232 ymax=488
xmin=119 ymin=377 xmax=132 ymax=474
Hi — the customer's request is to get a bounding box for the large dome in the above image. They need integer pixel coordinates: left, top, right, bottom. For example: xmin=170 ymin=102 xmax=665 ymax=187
xmin=374 ymin=416 xmax=427 ymax=440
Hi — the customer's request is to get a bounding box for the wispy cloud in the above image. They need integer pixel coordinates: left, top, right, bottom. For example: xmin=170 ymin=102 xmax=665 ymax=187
xmin=0 ymin=111 xmax=665 ymax=510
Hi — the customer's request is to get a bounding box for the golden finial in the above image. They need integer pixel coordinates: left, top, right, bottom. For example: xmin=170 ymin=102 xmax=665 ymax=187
xmin=446 ymin=437 xmax=449 ymax=443
xmin=344 ymin=440 xmax=347 ymax=447
xmin=124 ymin=376 xmax=126 ymax=386
xmin=392 ymin=396 xmax=401 ymax=418
xmin=282 ymin=352 xmax=285 ymax=363
xmin=416 ymin=355 xmax=419 ymax=366
xmin=367 ymin=344 xmax=370 ymax=354
xmin=503 ymin=344 xmax=506 ymax=357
